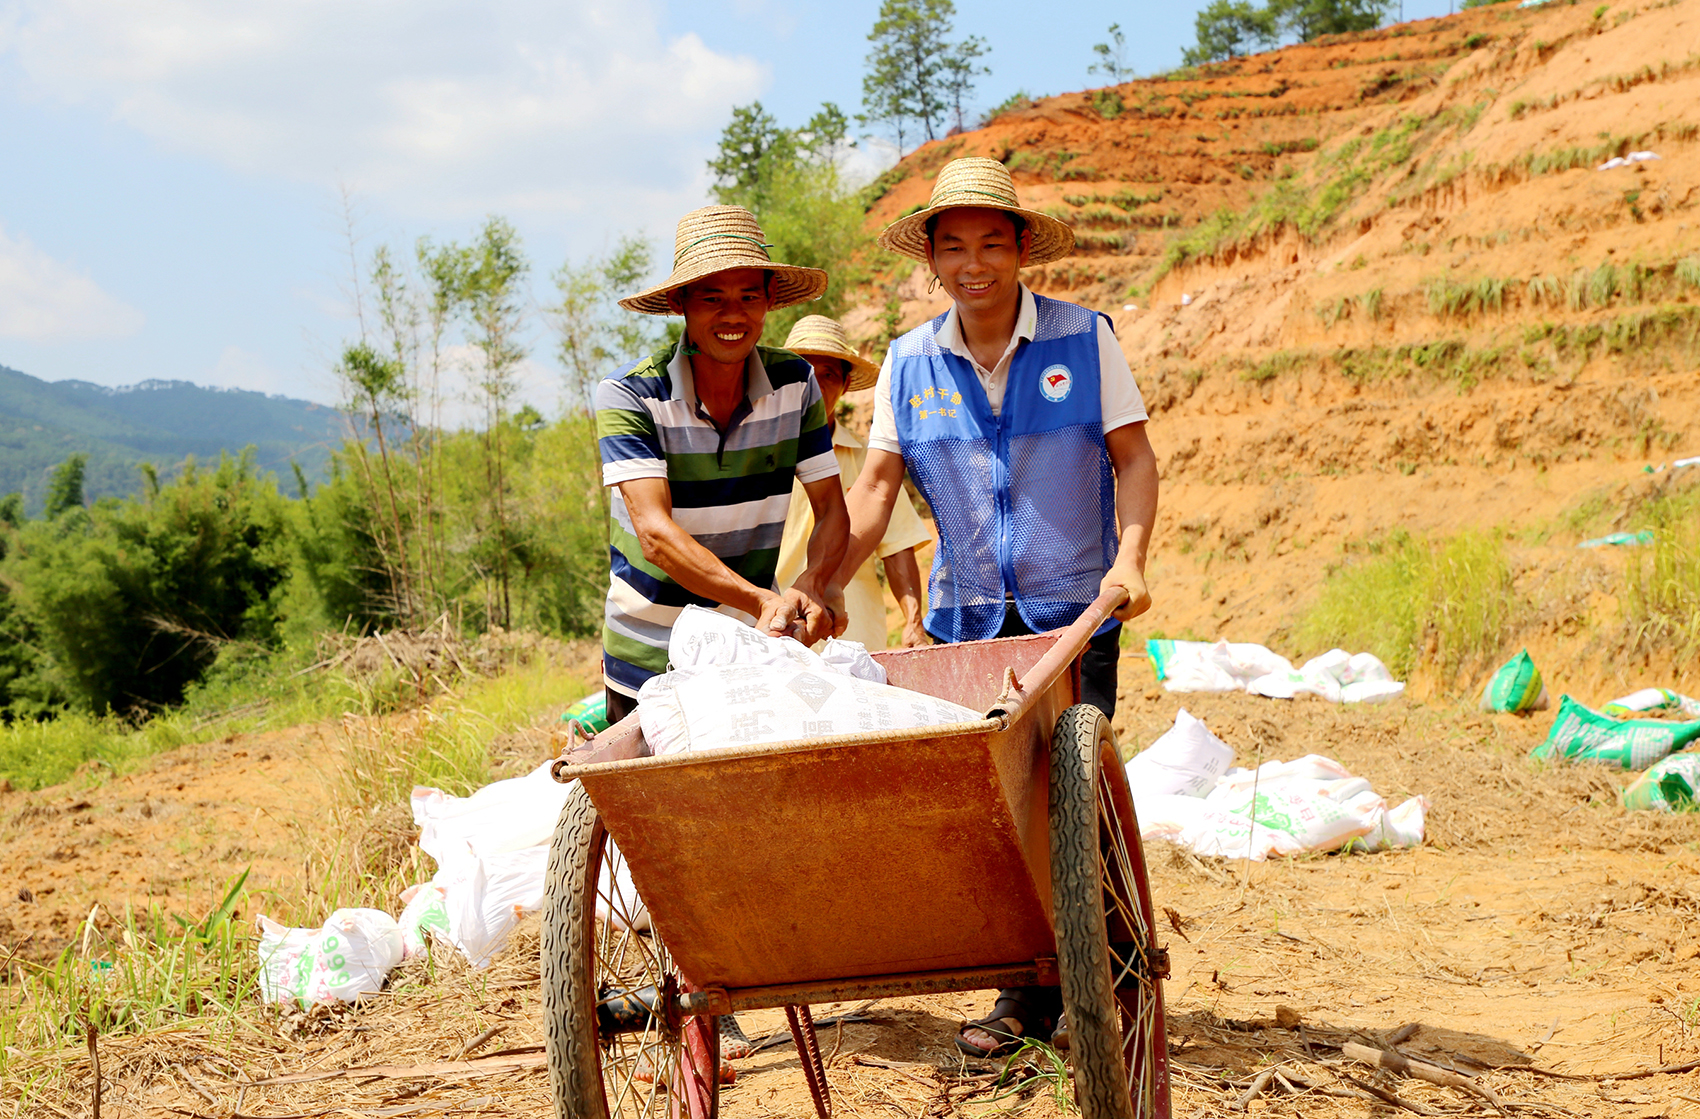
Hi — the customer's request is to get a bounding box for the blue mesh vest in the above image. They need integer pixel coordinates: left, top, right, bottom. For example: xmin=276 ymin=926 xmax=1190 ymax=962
xmin=889 ymin=294 xmax=1118 ymax=642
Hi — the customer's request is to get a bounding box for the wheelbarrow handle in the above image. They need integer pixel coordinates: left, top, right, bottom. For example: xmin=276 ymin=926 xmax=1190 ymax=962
xmin=983 ymin=586 xmax=1131 ymax=726
xmin=1047 ymin=586 xmax=1132 ymax=668
xmin=1078 ymin=586 xmax=1132 ymax=636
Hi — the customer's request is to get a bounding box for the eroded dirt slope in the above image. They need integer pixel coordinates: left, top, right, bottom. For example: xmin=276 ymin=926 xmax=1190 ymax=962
xmin=845 ymin=0 xmax=1700 ymax=695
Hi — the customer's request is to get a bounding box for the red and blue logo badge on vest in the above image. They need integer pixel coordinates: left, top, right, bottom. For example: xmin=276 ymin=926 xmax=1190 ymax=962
xmin=1039 ymin=364 xmax=1073 ymax=403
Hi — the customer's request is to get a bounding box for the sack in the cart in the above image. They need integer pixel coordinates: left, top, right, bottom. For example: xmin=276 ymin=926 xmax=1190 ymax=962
xmin=668 ymin=604 xmax=886 ymax=682
xmin=639 ymin=663 xmax=981 ymax=754
xmin=639 ymin=606 xmax=974 ymax=752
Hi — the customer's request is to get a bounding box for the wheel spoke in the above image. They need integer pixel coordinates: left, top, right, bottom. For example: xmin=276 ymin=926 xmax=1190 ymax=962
xmin=549 ymin=788 xmax=715 ymax=1119
xmin=1089 ymin=729 xmax=1167 ymax=1118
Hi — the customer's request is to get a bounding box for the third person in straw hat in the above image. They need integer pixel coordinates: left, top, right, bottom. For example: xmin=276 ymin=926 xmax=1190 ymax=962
xmin=595 ymin=204 xmax=847 ymax=733
xmin=826 ymin=156 xmax=1159 ymax=1059
xmin=772 ymin=315 xmax=931 ymax=650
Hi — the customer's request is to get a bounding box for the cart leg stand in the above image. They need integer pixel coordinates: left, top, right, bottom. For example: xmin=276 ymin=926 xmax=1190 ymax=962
xmin=786 ymin=1005 xmax=832 ymax=1119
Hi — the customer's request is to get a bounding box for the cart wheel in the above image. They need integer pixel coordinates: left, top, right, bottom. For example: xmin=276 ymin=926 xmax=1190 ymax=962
xmin=543 ymin=781 xmax=720 ymax=1119
xmin=1050 ymin=704 xmax=1171 ymax=1119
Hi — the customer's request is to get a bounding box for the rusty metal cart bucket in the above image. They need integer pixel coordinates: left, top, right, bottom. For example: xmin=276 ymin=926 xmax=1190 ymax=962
xmin=556 ymin=597 xmax=1115 ymax=1006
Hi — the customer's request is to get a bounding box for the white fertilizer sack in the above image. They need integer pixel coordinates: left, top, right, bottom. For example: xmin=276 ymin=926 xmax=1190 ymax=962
xmin=1124 ymin=708 xmax=1234 ymax=797
xmin=1127 ymin=711 xmax=1428 ymax=861
xmin=669 ymin=604 xmax=885 ymax=683
xmin=639 ymin=663 xmax=981 ymax=755
xmin=410 ymin=759 xmax=575 ymax=968
xmin=257 ymin=908 xmax=404 ymax=1006
xmin=1147 ymin=639 xmax=1404 ymax=704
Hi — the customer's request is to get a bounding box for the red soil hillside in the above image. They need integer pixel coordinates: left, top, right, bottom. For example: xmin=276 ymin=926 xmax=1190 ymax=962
xmin=845 ymin=0 xmax=1700 ymax=697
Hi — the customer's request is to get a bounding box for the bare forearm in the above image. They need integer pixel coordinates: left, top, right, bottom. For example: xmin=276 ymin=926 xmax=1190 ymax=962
xmin=1115 ymin=451 xmax=1159 ymax=573
xmin=1101 ymin=424 xmax=1159 ymax=620
xmin=1106 ymin=423 xmax=1159 ymax=572
xmin=799 ymin=492 xmax=849 ymax=595
xmin=836 ymin=451 xmax=906 ymax=587
xmin=883 ymin=548 xmax=926 ymax=645
xmin=638 ymin=518 xmax=767 ymax=617
xmin=883 ymin=548 xmax=924 ymax=626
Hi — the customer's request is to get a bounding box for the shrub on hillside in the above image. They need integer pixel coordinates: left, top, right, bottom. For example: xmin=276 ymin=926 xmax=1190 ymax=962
xmin=2 ymin=452 xmax=292 ymax=714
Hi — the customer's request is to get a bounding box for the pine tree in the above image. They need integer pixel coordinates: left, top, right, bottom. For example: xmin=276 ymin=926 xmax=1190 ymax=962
xmin=941 ymin=33 xmax=989 ymax=134
xmin=706 ymin=103 xmax=796 ymax=208
xmin=862 ymin=0 xmax=961 ymax=148
xmin=1183 ymin=0 xmax=1388 ymax=64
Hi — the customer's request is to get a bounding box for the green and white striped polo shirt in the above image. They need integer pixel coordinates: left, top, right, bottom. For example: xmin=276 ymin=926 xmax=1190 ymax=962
xmin=594 ymin=341 xmax=839 ymax=697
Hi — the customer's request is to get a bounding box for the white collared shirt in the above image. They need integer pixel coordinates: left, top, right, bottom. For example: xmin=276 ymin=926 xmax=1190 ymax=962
xmin=867 ymin=285 xmax=1147 ymax=453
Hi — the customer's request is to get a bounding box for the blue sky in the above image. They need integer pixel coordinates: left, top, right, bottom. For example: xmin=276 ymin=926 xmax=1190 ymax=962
xmin=0 ymin=0 xmax=1457 ymax=416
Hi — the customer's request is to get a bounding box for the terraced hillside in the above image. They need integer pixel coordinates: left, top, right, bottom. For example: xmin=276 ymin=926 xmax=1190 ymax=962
xmin=847 ymin=0 xmax=1700 ymax=696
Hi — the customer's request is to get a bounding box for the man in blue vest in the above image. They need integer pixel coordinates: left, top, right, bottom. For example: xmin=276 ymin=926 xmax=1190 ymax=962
xmin=831 ymin=156 xmax=1159 ymax=1058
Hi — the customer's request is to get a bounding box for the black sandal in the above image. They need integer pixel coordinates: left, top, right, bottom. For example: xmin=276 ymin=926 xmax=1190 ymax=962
xmin=954 ymin=994 xmax=1056 ymax=1059
xmin=596 ymin=984 xmax=658 ymax=1035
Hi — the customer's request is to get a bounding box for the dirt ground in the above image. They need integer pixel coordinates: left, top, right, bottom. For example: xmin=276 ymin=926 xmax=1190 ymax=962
xmin=6 ymin=658 xmax=1700 ymax=1118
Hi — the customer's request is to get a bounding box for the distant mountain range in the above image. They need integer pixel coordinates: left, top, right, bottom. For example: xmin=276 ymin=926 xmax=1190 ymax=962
xmin=0 ymin=364 xmax=346 ymax=514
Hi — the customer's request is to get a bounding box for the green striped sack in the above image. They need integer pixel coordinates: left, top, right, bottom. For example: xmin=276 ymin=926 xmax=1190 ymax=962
xmin=1622 ymin=753 xmax=1700 ymax=812
xmin=1478 ymin=649 xmax=1544 ymax=713
xmin=1531 ymin=694 xmax=1700 ymax=770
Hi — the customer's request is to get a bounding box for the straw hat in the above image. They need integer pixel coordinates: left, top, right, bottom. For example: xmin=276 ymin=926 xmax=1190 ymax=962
xmin=782 ymin=316 xmax=881 ymax=392
xmin=878 ymin=157 xmax=1074 ymax=266
xmin=620 ymin=205 xmax=829 ymax=316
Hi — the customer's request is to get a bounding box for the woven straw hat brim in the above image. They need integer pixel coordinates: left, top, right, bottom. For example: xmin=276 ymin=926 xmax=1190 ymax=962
xmin=619 ymin=205 xmax=829 ymax=316
xmin=785 ymin=344 xmax=880 ymax=392
xmin=877 ymin=156 xmax=1074 ymax=266
xmin=879 ymin=200 xmax=1075 ymax=265
xmin=619 ymin=260 xmax=828 ymax=316
xmin=782 ymin=315 xmax=880 ymax=391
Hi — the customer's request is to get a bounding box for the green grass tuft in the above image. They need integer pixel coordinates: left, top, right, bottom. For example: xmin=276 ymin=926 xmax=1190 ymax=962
xmin=1623 ymin=484 xmax=1700 ymax=659
xmin=1297 ymin=530 xmax=1517 ymax=681
xmin=1424 ymin=275 xmax=1508 ymax=320
xmin=0 ymin=869 xmax=260 ymax=1067
xmin=1243 ymin=352 xmax=1308 ymax=382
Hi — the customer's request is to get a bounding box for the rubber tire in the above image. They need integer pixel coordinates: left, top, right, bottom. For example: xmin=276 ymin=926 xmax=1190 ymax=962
xmin=542 ymin=781 xmax=720 ymax=1119
xmin=1049 ymin=703 xmax=1166 ymax=1119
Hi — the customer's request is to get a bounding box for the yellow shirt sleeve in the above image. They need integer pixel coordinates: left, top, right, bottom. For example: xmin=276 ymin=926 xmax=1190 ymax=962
xmin=772 ymin=476 xmax=812 ymax=595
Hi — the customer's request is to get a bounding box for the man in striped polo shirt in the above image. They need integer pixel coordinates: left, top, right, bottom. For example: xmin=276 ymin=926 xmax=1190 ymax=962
xmin=595 ymin=206 xmax=849 ymax=724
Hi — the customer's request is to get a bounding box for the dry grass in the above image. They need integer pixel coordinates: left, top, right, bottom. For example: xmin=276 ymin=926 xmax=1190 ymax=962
xmin=2 ymin=922 xmax=550 ymax=1119
xmin=0 ymin=640 xmax=596 ymax=1117
xmin=12 ymin=653 xmax=1700 ymax=1118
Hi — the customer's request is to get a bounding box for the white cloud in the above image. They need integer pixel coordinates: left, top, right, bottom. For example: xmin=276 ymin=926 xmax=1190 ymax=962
xmin=0 ymin=224 xmax=145 ymax=341
xmin=835 ymin=137 xmax=901 ymax=189
xmin=0 ymin=0 xmax=768 ymax=226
